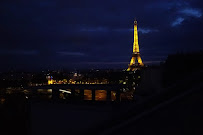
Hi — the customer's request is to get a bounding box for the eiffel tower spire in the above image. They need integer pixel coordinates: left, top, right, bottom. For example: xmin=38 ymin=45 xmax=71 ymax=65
xmin=127 ymin=19 xmax=144 ymax=71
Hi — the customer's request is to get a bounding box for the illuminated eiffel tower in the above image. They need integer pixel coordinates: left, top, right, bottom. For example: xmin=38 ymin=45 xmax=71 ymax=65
xmin=127 ymin=19 xmax=144 ymax=71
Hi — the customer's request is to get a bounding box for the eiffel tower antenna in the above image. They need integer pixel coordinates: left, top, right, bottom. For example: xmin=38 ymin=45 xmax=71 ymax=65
xmin=127 ymin=19 xmax=144 ymax=71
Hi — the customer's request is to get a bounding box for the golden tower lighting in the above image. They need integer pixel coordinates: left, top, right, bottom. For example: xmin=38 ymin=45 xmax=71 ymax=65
xmin=127 ymin=19 xmax=144 ymax=71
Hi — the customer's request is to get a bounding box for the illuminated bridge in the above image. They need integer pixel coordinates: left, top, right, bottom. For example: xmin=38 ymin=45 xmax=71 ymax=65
xmin=25 ymin=84 xmax=128 ymax=102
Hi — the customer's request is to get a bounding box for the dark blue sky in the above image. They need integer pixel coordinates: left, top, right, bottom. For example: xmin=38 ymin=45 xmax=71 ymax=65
xmin=0 ymin=0 xmax=203 ymax=71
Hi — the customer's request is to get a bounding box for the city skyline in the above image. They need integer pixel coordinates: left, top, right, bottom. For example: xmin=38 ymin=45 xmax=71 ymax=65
xmin=0 ymin=0 xmax=203 ymax=71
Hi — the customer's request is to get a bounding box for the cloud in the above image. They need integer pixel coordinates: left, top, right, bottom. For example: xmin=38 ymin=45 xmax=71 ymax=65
xmin=171 ymin=17 xmax=185 ymax=27
xmin=80 ymin=27 xmax=158 ymax=34
xmin=57 ymin=51 xmax=85 ymax=56
xmin=146 ymin=1 xmax=189 ymax=10
xmin=113 ymin=28 xmax=133 ymax=32
xmin=179 ymin=8 xmax=202 ymax=18
xmin=0 ymin=50 xmax=38 ymax=55
xmin=153 ymin=1 xmax=202 ymax=27
xmin=114 ymin=28 xmax=159 ymax=34
xmin=138 ymin=28 xmax=159 ymax=34
xmin=171 ymin=8 xmax=202 ymax=27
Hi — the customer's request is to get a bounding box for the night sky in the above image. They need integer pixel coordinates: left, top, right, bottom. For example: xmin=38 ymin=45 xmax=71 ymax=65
xmin=0 ymin=0 xmax=203 ymax=71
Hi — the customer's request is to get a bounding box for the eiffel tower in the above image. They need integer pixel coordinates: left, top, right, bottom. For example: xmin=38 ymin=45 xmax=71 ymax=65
xmin=127 ymin=19 xmax=144 ymax=71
